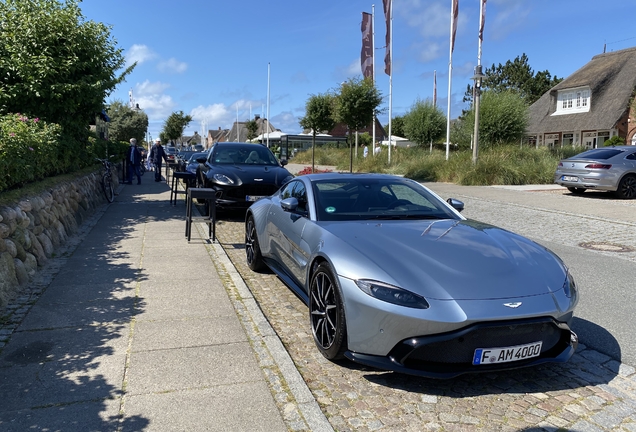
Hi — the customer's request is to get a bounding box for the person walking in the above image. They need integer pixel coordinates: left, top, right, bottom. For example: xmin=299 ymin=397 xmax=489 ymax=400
xmin=126 ymin=138 xmax=143 ymax=185
xmin=363 ymin=144 xmax=369 ymax=158
xmin=148 ymin=138 xmax=168 ymax=182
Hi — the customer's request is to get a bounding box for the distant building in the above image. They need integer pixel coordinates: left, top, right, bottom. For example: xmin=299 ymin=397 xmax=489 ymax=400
xmin=527 ymin=46 xmax=636 ymax=148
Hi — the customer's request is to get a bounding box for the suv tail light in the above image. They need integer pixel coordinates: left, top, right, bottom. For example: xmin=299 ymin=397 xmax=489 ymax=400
xmin=585 ymin=164 xmax=611 ymax=169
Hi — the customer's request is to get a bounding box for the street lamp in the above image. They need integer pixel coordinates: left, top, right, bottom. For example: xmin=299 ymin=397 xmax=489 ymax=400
xmin=471 ymin=65 xmax=485 ymax=164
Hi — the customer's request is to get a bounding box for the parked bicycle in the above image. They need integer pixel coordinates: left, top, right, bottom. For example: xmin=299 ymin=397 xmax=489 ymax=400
xmin=96 ymin=157 xmax=115 ymax=203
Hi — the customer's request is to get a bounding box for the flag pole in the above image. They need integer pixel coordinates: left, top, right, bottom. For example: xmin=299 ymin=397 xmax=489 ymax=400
xmin=267 ymin=62 xmax=270 ymax=148
xmin=372 ymin=4 xmax=376 ymax=157
xmin=431 ymin=69 xmax=436 ymax=153
xmin=387 ymin=0 xmax=393 ymax=164
xmin=445 ymin=0 xmax=457 ymax=161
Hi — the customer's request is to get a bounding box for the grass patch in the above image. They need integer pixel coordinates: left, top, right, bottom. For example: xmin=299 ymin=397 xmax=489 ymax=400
xmin=292 ymin=144 xmax=581 ymax=185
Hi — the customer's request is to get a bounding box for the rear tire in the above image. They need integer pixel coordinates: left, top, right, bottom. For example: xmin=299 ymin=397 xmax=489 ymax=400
xmin=309 ymin=262 xmax=347 ymax=360
xmin=102 ymin=174 xmax=114 ymax=203
xmin=245 ymin=215 xmax=265 ymax=271
xmin=616 ymin=175 xmax=636 ymax=199
xmin=567 ymin=187 xmax=586 ymax=195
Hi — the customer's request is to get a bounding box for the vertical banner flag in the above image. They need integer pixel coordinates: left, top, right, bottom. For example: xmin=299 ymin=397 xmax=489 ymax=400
xmin=382 ymin=0 xmax=391 ymax=75
xmin=451 ymin=0 xmax=459 ymax=53
xmin=433 ymin=70 xmax=437 ymax=108
xmin=479 ymin=0 xmax=487 ymax=44
xmin=361 ymin=12 xmax=373 ymax=80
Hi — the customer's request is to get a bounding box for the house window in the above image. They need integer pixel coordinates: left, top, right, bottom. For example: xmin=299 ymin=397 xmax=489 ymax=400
xmin=553 ymin=87 xmax=590 ymax=115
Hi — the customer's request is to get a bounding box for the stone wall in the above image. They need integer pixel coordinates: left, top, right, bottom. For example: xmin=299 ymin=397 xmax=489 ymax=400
xmin=0 ymin=168 xmax=120 ymax=308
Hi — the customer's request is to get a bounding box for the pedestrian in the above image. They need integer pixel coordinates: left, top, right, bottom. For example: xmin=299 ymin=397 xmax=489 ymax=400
xmin=363 ymin=144 xmax=368 ymax=158
xmin=126 ymin=138 xmax=143 ymax=185
xmin=148 ymin=138 xmax=168 ymax=182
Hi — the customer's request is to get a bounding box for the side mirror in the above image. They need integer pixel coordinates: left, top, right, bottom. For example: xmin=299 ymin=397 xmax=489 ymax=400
xmin=196 ymin=156 xmax=207 ymax=164
xmin=280 ymin=159 xmax=288 ymax=166
xmin=447 ymin=198 xmax=464 ymax=213
xmin=281 ymin=197 xmax=298 ymax=212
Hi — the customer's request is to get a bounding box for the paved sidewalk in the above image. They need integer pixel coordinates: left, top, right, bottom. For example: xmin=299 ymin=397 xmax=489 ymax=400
xmin=0 ymin=176 xmax=330 ymax=431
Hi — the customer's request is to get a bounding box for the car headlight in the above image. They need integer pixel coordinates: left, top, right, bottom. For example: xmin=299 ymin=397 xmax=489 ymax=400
xmin=563 ymin=270 xmax=577 ymax=299
xmin=355 ymin=280 xmax=430 ymax=309
xmin=213 ymin=173 xmax=234 ymax=185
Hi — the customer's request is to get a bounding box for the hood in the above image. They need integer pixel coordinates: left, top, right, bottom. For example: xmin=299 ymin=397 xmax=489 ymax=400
xmin=323 ymin=219 xmax=567 ymax=301
xmin=208 ymin=164 xmax=291 ymax=185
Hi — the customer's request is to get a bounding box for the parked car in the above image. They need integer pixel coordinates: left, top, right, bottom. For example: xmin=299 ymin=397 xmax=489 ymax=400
xmin=193 ymin=144 xmax=204 ymax=151
xmin=196 ymin=142 xmax=293 ymax=210
xmin=175 ymin=150 xmax=197 ymax=171
xmin=165 ymin=146 xmax=178 ymax=165
xmin=185 ymin=152 xmax=208 ymax=174
xmin=244 ymin=173 xmax=579 ymax=378
xmin=554 ymin=145 xmax=636 ymax=198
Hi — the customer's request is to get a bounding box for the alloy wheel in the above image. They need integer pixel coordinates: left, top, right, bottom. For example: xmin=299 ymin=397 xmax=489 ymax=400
xmin=310 ymin=271 xmax=338 ymax=350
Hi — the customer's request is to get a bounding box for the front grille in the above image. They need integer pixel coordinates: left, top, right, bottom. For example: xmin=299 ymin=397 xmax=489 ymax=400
xmin=225 ymin=184 xmax=279 ymax=199
xmin=392 ymin=319 xmax=572 ymax=371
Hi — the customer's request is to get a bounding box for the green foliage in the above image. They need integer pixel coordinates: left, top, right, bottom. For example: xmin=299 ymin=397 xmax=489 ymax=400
xmin=0 ymin=114 xmax=61 ymax=190
xmin=603 ymin=136 xmax=625 ymax=146
xmin=299 ymin=93 xmax=337 ymax=134
xmin=334 ymin=77 xmax=383 ymax=132
xmin=464 ymin=54 xmax=562 ymax=106
xmin=384 ymin=115 xmax=406 ymax=137
xmin=457 ymin=91 xmax=528 ymax=148
xmin=162 ymin=111 xmax=193 ymax=143
xmin=245 ymin=119 xmax=259 ymax=140
xmin=0 ymin=0 xmax=134 ymax=141
xmin=106 ymin=101 xmax=149 ymax=145
xmin=403 ymin=99 xmax=446 ymax=146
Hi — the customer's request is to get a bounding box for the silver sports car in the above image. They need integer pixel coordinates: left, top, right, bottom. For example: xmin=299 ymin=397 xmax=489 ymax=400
xmin=245 ymin=173 xmax=579 ymax=378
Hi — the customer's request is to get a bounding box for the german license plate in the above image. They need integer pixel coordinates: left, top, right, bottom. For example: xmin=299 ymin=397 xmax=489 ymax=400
xmin=472 ymin=341 xmax=542 ymax=365
xmin=245 ymin=195 xmax=265 ymax=202
xmin=562 ymin=175 xmax=578 ymax=182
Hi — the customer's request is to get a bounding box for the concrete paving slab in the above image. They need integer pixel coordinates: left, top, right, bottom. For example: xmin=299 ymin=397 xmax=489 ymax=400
xmin=53 ymin=267 xmax=141 ymax=286
xmin=0 ymin=324 xmax=129 ymax=367
xmin=17 ymin=297 xmax=136 ymax=331
xmin=0 ymin=352 xmax=126 ymax=411
xmin=122 ymin=383 xmax=286 ymax=432
xmin=38 ymin=283 xmax=136 ymax=303
xmin=137 ymin=279 xmax=226 ymax=299
xmin=125 ymin=343 xmax=263 ymax=395
xmin=135 ymin=294 xmax=234 ymax=321
xmin=131 ymin=316 xmax=247 ymax=352
xmin=0 ymin=398 xmax=123 ymax=432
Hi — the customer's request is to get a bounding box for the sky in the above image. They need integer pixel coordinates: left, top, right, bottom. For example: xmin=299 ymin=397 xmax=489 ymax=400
xmin=79 ymin=0 xmax=636 ymax=142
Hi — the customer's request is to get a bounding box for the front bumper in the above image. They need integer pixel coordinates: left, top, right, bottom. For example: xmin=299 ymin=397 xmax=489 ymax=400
xmin=345 ymin=317 xmax=578 ymax=378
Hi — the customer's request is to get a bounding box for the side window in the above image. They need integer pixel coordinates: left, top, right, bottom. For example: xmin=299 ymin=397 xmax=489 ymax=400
xmin=292 ymin=182 xmax=308 ymax=215
xmin=626 ymin=152 xmax=636 ymax=160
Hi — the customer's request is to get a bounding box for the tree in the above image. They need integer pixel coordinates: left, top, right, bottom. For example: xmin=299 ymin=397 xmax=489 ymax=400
xmin=299 ymin=93 xmax=336 ymax=172
xmin=384 ymin=115 xmax=406 ymax=138
xmin=461 ymin=91 xmax=528 ymax=147
xmin=464 ymin=54 xmax=562 ymax=106
xmin=162 ymin=111 xmax=193 ymax=145
xmin=245 ymin=119 xmax=259 ymax=141
xmin=107 ymin=101 xmax=149 ymax=145
xmin=402 ymin=100 xmax=446 ymax=147
xmin=0 ymin=0 xmax=133 ymax=141
xmin=334 ymin=77 xmax=383 ymax=170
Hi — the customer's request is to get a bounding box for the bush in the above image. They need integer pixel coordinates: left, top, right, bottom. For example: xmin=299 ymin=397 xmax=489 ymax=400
xmin=603 ymin=136 xmax=625 ymax=147
xmin=0 ymin=113 xmax=62 ymax=191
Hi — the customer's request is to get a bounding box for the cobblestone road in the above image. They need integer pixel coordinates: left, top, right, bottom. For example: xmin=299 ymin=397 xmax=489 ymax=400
xmin=212 ymin=186 xmax=636 ymax=432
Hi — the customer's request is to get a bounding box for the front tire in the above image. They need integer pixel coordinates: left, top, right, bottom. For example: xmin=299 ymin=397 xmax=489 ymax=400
xmin=309 ymin=262 xmax=347 ymax=360
xmin=245 ymin=215 xmax=265 ymax=271
xmin=102 ymin=174 xmax=114 ymax=203
xmin=567 ymin=187 xmax=586 ymax=195
xmin=616 ymin=175 xmax=636 ymax=199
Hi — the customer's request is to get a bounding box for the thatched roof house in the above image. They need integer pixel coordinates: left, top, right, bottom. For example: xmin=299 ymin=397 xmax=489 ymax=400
xmin=527 ymin=46 xmax=636 ymax=148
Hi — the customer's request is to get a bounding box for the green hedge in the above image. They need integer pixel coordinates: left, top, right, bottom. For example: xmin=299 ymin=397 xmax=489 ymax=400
xmin=0 ymin=113 xmax=128 ymax=193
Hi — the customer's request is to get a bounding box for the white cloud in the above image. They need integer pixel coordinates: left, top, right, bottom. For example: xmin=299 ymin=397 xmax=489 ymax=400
xmin=125 ymin=44 xmax=156 ymax=68
xmin=132 ymin=80 xmax=175 ymax=122
xmin=157 ymin=58 xmax=188 ymax=74
xmin=398 ymin=0 xmax=450 ymax=38
xmin=488 ymin=0 xmax=531 ymax=40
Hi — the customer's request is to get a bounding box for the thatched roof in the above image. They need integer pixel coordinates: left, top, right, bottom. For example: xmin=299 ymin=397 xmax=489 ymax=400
xmin=527 ymin=46 xmax=636 ymax=134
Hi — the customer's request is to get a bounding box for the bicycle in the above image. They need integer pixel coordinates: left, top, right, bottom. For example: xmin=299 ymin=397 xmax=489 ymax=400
xmin=96 ymin=157 xmax=115 ymax=203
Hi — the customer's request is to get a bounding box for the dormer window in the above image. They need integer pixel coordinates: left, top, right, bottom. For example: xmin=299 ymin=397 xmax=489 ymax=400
xmin=554 ymin=87 xmax=590 ymax=115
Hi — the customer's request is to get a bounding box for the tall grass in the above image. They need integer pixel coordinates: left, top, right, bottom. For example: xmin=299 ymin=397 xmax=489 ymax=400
xmin=292 ymin=144 xmax=581 ymax=185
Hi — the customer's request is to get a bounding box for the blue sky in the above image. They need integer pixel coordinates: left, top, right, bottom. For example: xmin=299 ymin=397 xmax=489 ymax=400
xmin=79 ymin=0 xmax=636 ymax=141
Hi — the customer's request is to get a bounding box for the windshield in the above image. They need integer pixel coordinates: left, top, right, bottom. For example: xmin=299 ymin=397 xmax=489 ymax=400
xmin=312 ymin=178 xmax=460 ymax=222
xmin=187 ymin=152 xmax=208 ymax=163
xmin=210 ymin=144 xmax=278 ymax=166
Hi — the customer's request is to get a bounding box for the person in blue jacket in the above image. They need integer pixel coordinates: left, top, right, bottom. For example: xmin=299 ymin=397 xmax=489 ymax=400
xmin=149 ymin=138 xmax=168 ymax=182
xmin=126 ymin=138 xmax=143 ymax=185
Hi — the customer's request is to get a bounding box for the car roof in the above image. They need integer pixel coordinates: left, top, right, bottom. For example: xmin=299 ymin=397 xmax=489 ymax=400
xmin=299 ymin=172 xmax=406 ymax=182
